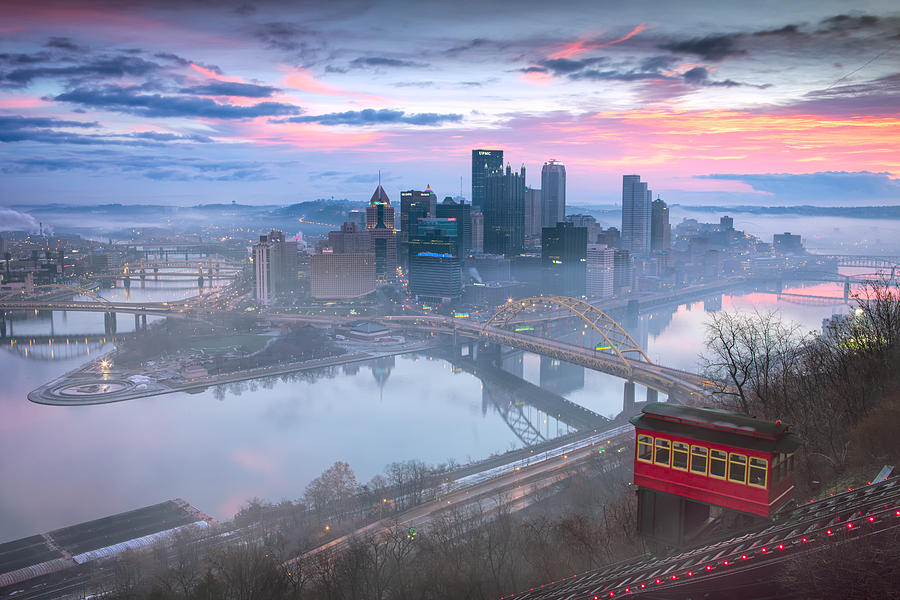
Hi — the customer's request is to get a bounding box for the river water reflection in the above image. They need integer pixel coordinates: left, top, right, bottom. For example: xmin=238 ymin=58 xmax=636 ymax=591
xmin=0 ymin=275 xmax=873 ymax=541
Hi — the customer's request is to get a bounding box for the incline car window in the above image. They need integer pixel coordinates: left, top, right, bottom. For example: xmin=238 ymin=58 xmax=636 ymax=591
xmin=654 ymin=439 xmax=671 ymax=467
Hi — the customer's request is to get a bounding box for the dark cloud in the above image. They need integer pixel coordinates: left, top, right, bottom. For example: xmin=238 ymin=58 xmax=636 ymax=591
xmin=348 ymin=56 xmax=427 ymax=69
xmin=127 ymin=131 xmax=212 ymax=143
xmin=538 ymin=57 xmax=605 ymax=76
xmin=254 ymin=21 xmax=319 ymax=52
xmin=0 ymin=115 xmax=210 ymax=145
xmin=639 ymin=55 xmax=679 ymax=72
xmin=54 ymin=85 xmax=301 ymax=119
xmin=180 ymin=82 xmax=277 ymax=98
xmin=279 ymin=108 xmax=462 ymax=126
xmin=2 ymin=152 xmax=271 ymax=181
xmin=152 ymin=52 xmax=222 ymax=75
xmin=696 ymin=171 xmax=900 ymax=204
xmin=570 ymin=69 xmax=661 ymax=82
xmin=1 ymin=55 xmax=162 ymax=87
xmin=753 ymin=24 xmax=801 ymax=36
xmin=771 ymin=73 xmax=900 ymax=117
xmin=660 ymin=34 xmax=746 ymax=61
xmin=44 ymin=37 xmax=88 ymax=53
xmin=682 ymin=66 xmax=742 ymax=87
xmin=0 ymin=116 xmax=98 ymax=130
xmin=819 ymin=14 xmax=881 ymax=33
xmin=0 ymin=52 xmax=51 ymax=66
xmin=234 ymin=3 xmax=257 ymax=16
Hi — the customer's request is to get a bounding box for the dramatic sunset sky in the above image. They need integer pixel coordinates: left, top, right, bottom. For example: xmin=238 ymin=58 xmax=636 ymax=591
xmin=1 ymin=0 xmax=899 ymax=206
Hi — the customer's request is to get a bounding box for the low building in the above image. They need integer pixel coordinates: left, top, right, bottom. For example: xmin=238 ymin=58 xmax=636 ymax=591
xmin=309 ymin=252 xmax=376 ymax=300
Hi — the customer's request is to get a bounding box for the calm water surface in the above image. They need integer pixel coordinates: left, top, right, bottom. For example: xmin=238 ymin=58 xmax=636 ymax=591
xmin=0 ymin=271 xmax=881 ymax=541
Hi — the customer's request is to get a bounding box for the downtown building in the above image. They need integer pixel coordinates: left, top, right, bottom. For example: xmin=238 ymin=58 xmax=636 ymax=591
xmin=483 ymin=163 xmax=526 ymax=256
xmin=525 ymin=187 xmax=542 ymax=239
xmin=586 ymin=244 xmax=615 ymax=299
xmin=327 ymin=221 xmax=371 ymax=254
xmin=435 ymin=196 xmax=472 ymax=256
xmin=253 ymin=230 xmax=298 ymax=306
xmin=622 ymin=174 xmax=652 ymax=255
xmin=541 ymin=221 xmax=586 ymax=298
xmin=310 ymin=251 xmax=376 ymax=300
xmin=471 ymin=149 xmax=503 ymax=211
xmin=408 ymin=217 xmax=463 ymax=303
xmin=650 ymin=197 xmax=671 ymax=252
xmin=366 ymin=183 xmax=398 ymax=280
xmin=541 ymin=159 xmax=566 ymax=228
xmin=399 ymin=187 xmax=436 ymax=268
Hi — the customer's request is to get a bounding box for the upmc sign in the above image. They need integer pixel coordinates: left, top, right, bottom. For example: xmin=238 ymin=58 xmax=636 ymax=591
xmin=477 ymin=151 xmax=495 ymax=156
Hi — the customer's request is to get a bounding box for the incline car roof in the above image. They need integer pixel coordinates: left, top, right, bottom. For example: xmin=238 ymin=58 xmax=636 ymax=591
xmin=630 ymin=402 xmax=803 ymax=453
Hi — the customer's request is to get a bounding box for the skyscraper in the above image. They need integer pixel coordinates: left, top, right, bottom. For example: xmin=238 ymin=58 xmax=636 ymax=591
xmin=483 ymin=163 xmax=526 ymax=256
xmin=622 ymin=175 xmax=652 ymax=255
xmin=586 ymin=244 xmax=614 ymax=299
xmin=541 ymin=159 xmax=566 ymax=228
xmin=435 ymin=196 xmax=472 ymax=256
xmin=399 ymin=188 xmax=433 ymax=268
xmin=408 ymin=217 xmax=462 ymax=302
xmin=366 ymin=183 xmax=397 ymax=279
xmin=471 ymin=149 xmax=503 ymax=211
xmin=650 ymin=197 xmax=671 ymax=253
xmin=541 ymin=221 xmax=586 ymax=298
xmin=525 ymin=187 xmax=542 ymax=237
xmin=366 ymin=183 xmax=395 ymax=230
xmin=253 ymin=230 xmax=298 ymax=306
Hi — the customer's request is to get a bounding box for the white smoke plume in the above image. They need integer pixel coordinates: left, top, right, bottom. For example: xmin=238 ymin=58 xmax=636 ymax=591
xmin=0 ymin=208 xmax=45 ymax=233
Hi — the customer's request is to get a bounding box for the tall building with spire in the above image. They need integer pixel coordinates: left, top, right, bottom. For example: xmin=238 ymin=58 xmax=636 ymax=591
xmin=484 ymin=163 xmax=526 ymax=256
xmin=366 ymin=181 xmax=397 ymax=280
xmin=622 ymin=174 xmax=652 ymax=255
xmin=541 ymin=159 xmax=566 ymax=228
xmin=471 ymin=149 xmax=503 ymax=211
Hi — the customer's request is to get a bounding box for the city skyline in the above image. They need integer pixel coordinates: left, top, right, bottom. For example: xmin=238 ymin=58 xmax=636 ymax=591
xmin=0 ymin=1 xmax=899 ymax=207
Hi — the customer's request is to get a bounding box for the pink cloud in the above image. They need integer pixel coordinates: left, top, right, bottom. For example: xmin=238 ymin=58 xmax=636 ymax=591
xmin=281 ymin=67 xmax=388 ymax=104
xmin=547 ymin=24 xmax=647 ymax=60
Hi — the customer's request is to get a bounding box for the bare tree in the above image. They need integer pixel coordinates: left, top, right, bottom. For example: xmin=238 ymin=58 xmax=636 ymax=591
xmin=700 ymin=310 xmax=808 ymax=416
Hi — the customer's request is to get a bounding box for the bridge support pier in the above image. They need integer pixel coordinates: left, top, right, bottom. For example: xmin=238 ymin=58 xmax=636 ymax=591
xmin=647 ymin=388 xmax=658 ymax=403
xmin=624 ymin=380 xmax=635 ymax=413
xmin=104 ymin=312 xmax=117 ymax=335
xmin=844 ymin=279 xmax=851 ymax=301
xmin=141 ymin=314 xmax=147 ymax=329
xmin=0 ymin=310 xmax=6 ymax=339
xmin=134 ymin=314 xmax=141 ymax=331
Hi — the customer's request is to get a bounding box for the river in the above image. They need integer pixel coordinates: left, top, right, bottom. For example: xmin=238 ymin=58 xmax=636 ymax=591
xmin=0 ymin=267 xmax=884 ymax=542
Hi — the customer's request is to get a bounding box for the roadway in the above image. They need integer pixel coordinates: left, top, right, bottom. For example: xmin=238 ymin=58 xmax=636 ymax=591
xmin=379 ymin=315 xmax=708 ymax=400
xmin=291 ymin=423 xmax=635 ymax=564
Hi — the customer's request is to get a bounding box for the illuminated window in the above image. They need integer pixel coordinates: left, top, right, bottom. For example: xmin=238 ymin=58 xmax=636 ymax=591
xmin=709 ymin=449 xmax=727 ymax=479
xmin=637 ymin=435 xmax=654 ymax=463
xmin=654 ymin=439 xmax=671 ymax=467
xmin=749 ymin=457 xmax=768 ymax=488
xmin=728 ymin=453 xmax=748 ymax=484
xmin=690 ymin=446 xmax=708 ymax=475
xmin=672 ymin=442 xmax=689 ymax=471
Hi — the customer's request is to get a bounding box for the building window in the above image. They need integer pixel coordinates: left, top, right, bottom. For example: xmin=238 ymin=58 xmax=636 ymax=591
xmin=709 ymin=449 xmax=727 ymax=479
xmin=654 ymin=439 xmax=671 ymax=467
xmin=690 ymin=446 xmax=708 ymax=475
xmin=749 ymin=457 xmax=768 ymax=488
xmin=637 ymin=435 xmax=654 ymax=463
xmin=728 ymin=453 xmax=748 ymax=484
xmin=672 ymin=442 xmax=689 ymax=471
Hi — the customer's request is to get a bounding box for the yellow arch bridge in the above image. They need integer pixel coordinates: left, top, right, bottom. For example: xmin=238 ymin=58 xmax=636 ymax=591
xmin=381 ymin=296 xmax=709 ymax=402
